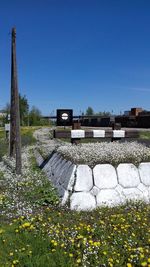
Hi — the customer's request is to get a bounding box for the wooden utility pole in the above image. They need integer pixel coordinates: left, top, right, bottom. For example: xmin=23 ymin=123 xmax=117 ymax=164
xmin=10 ymin=27 xmax=22 ymax=174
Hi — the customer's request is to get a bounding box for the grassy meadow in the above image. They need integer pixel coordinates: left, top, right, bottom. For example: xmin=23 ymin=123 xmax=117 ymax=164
xmin=0 ymin=127 xmax=150 ymax=267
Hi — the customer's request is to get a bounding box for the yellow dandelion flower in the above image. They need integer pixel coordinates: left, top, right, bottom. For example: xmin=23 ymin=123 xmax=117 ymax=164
xmin=76 ymin=258 xmax=81 ymax=263
xmin=140 ymin=254 xmax=145 ymax=259
xmin=127 ymin=263 xmax=132 ymax=267
xmin=141 ymin=262 xmax=147 ymax=267
xmin=13 ymin=260 xmax=19 ymax=264
xmin=69 ymin=253 xmax=73 ymax=257
xmin=22 ymin=222 xmax=31 ymax=228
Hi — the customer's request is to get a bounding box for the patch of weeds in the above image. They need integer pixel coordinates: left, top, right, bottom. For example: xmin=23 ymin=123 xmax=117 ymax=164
xmin=21 ymin=129 xmax=36 ymax=146
xmin=140 ymin=131 xmax=150 ymax=139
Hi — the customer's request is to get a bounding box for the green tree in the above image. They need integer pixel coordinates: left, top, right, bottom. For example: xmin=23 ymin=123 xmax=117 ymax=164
xmin=3 ymin=95 xmax=29 ymax=126
xmin=19 ymin=94 xmax=29 ymax=126
xmin=97 ymin=111 xmax=112 ymax=116
xmin=29 ymin=106 xmax=42 ymax=126
xmin=85 ymin=106 xmax=94 ymax=115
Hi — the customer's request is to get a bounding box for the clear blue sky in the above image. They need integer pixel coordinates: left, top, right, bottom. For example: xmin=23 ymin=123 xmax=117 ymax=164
xmin=1 ymin=0 xmax=150 ymax=115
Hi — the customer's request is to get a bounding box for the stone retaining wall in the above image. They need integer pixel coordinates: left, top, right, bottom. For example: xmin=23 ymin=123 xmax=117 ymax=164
xmin=35 ymin=151 xmax=150 ymax=211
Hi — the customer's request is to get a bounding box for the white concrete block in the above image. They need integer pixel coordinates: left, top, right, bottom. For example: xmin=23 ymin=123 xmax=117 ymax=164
xmin=117 ymin=163 xmax=140 ymax=188
xmin=93 ymin=164 xmax=118 ymax=189
xmin=70 ymin=192 xmax=96 ymax=211
xmin=139 ymin=162 xmax=150 ymax=186
xmin=138 ymin=183 xmax=149 ymax=202
xmin=74 ymin=165 xmax=93 ymax=192
xmin=122 ymin=188 xmax=144 ymax=202
xmin=66 ymin=165 xmax=76 ymax=191
xmin=93 ymin=130 xmax=105 ymax=138
xmin=97 ymin=189 xmax=121 ymax=207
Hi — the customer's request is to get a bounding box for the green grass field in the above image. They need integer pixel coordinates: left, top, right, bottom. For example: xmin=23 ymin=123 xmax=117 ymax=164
xmin=0 ymin=202 xmax=150 ymax=267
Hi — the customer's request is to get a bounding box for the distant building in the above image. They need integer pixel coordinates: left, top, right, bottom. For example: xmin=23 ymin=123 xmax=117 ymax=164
xmin=124 ymin=110 xmax=130 ymax=116
xmin=130 ymin=108 xmax=143 ymax=116
xmin=123 ymin=108 xmax=143 ymax=116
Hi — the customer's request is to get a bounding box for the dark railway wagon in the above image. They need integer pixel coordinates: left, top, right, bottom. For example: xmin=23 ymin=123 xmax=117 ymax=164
xmin=137 ymin=115 xmax=150 ymax=128
xmin=115 ymin=115 xmax=137 ymax=127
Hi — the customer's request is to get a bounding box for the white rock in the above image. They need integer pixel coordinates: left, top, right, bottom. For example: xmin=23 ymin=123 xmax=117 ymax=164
xmin=74 ymin=165 xmax=93 ymax=192
xmin=70 ymin=192 xmax=96 ymax=211
xmin=97 ymin=189 xmax=121 ymax=207
xmin=117 ymin=163 xmax=140 ymax=188
xmin=139 ymin=162 xmax=150 ymax=186
xmin=122 ymin=188 xmax=144 ymax=202
xmin=93 ymin=164 xmax=118 ymax=189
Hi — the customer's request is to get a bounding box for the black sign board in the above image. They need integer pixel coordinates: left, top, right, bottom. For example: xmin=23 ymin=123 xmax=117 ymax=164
xmin=57 ymin=109 xmax=73 ymax=126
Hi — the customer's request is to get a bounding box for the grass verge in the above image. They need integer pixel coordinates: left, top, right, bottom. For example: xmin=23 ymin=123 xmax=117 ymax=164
xmin=0 ymin=202 xmax=150 ymax=267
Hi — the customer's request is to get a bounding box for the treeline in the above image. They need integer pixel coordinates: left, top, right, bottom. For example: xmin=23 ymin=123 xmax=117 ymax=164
xmin=85 ymin=106 xmax=112 ymax=116
xmin=2 ymin=94 xmax=50 ymax=126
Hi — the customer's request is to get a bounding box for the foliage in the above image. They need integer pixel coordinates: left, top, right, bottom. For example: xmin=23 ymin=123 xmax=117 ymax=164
xmin=0 ymin=130 xmax=8 ymax=161
xmin=140 ymin=131 xmax=150 ymax=139
xmin=0 ymin=127 xmax=38 ymax=160
xmin=29 ymin=106 xmax=42 ymax=126
xmin=2 ymin=95 xmax=49 ymax=127
xmin=21 ymin=128 xmax=36 ymax=146
xmin=85 ymin=106 xmax=94 ymax=115
xmin=96 ymin=111 xmax=112 ymax=116
xmin=19 ymin=94 xmax=29 ymax=126
xmin=28 ymin=106 xmax=49 ymax=126
xmin=85 ymin=107 xmax=112 ymax=116
xmin=0 ymin=146 xmax=59 ymax=222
